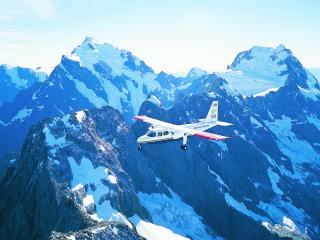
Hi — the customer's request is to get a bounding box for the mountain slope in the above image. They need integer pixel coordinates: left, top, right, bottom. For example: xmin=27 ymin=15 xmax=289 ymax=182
xmin=0 ymin=64 xmax=47 ymax=105
xmin=133 ymin=72 xmax=319 ymax=239
xmin=216 ymin=45 xmax=318 ymax=97
xmin=308 ymin=68 xmax=320 ymax=82
xmin=0 ymin=105 xmax=217 ymax=240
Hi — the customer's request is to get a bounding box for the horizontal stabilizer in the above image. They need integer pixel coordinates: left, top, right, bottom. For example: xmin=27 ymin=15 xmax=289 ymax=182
xmin=216 ymin=121 xmax=233 ymax=126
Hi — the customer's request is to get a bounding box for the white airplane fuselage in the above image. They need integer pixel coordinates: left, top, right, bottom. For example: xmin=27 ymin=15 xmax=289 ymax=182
xmin=137 ymin=120 xmax=216 ymax=144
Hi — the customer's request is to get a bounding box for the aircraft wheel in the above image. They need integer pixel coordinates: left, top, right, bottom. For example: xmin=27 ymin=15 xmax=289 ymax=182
xmin=138 ymin=145 xmax=142 ymax=151
xmin=181 ymin=144 xmax=188 ymax=151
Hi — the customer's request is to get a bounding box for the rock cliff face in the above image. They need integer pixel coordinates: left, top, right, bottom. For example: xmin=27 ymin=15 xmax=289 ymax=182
xmin=50 ymin=222 xmax=145 ymax=240
xmin=0 ymin=122 xmax=95 ymax=239
xmin=0 ymin=106 xmax=166 ymax=239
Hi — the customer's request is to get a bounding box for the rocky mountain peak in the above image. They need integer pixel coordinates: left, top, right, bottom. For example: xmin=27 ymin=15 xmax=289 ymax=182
xmin=187 ymin=67 xmax=207 ymax=79
xmin=67 ymin=37 xmax=154 ymax=76
xmin=228 ymin=45 xmax=291 ymax=77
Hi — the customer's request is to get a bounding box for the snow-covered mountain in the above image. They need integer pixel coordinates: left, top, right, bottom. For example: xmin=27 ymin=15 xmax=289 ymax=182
xmin=133 ymin=76 xmax=319 ymax=239
xmin=0 ymin=37 xmax=219 ymax=157
xmin=0 ymin=105 xmax=219 ymax=240
xmin=216 ymin=45 xmax=318 ymax=97
xmin=0 ymin=64 xmax=47 ymax=105
xmin=186 ymin=67 xmax=208 ymax=79
xmin=0 ymin=38 xmax=320 ymax=239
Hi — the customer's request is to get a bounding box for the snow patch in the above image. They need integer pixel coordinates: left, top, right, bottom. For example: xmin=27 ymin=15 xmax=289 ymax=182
xmin=214 ymin=141 xmax=228 ymax=151
xmin=224 ymin=193 xmax=265 ymax=222
xmin=68 ymin=157 xmax=116 ymax=220
xmin=83 ymin=195 xmax=94 ymax=206
xmin=0 ymin=120 xmax=8 ymax=127
xmin=208 ymin=166 xmax=230 ymax=190
xmin=137 ymin=189 xmax=215 ymax=239
xmin=250 ymin=116 xmax=264 ymax=128
xmin=91 ymin=226 xmax=107 ymax=234
xmin=89 ymin=214 xmax=103 ymax=222
xmin=72 ymin=183 xmax=83 ymax=191
xmin=307 ymin=115 xmax=320 ymax=131
xmin=298 ymin=86 xmax=319 ymax=101
xmin=257 ymin=198 xmax=307 ymax=225
xmin=253 ymin=87 xmax=279 ymax=97
xmin=10 ymin=108 xmax=33 ymax=122
xmin=267 ymin=168 xmax=283 ymax=195
xmin=147 ymin=95 xmax=161 ymax=107
xmin=109 ymin=212 xmax=133 ymax=229
xmin=130 ymin=215 xmax=189 ymax=240
xmin=75 ymin=110 xmax=86 ymax=123
xmin=264 ymin=116 xmax=320 ymax=180
xmin=105 ymin=168 xmax=117 ymax=184
xmin=43 ymin=126 xmax=66 ymax=148
xmin=72 ymin=77 xmax=107 ymax=108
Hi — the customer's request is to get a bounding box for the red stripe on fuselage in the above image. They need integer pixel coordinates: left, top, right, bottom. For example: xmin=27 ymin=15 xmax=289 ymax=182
xmin=134 ymin=115 xmax=148 ymax=121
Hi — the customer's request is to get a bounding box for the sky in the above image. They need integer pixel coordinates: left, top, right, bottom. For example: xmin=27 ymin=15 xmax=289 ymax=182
xmin=0 ymin=0 xmax=319 ymax=74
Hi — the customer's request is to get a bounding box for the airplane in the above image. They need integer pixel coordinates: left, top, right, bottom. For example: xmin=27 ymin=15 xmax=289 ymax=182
xmin=134 ymin=101 xmax=232 ymax=150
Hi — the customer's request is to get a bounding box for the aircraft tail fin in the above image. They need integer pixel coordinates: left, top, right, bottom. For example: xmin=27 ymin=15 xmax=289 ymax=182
xmin=206 ymin=101 xmax=218 ymax=122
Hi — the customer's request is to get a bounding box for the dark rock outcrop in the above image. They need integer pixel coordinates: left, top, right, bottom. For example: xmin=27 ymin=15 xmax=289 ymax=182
xmin=0 ymin=106 xmax=165 ymax=239
xmin=50 ymin=222 xmax=145 ymax=240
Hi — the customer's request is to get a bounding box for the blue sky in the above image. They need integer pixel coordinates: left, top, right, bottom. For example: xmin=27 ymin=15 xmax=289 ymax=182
xmin=0 ymin=0 xmax=319 ymax=73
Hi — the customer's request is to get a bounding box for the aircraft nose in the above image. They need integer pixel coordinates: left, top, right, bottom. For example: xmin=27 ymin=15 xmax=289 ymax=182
xmin=137 ymin=135 xmax=145 ymax=143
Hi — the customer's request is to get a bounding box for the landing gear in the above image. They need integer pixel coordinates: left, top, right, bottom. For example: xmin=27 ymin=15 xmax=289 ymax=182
xmin=181 ymin=144 xmax=188 ymax=151
xmin=137 ymin=144 xmax=142 ymax=151
xmin=181 ymin=134 xmax=188 ymax=151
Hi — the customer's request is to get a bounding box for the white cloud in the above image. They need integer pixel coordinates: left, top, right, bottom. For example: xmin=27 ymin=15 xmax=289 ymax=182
xmin=0 ymin=0 xmax=57 ymax=22
xmin=23 ymin=0 xmax=57 ymax=19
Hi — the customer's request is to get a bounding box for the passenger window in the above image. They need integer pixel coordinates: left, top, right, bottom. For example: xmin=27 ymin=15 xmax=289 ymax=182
xmin=158 ymin=132 xmax=163 ymax=136
xmin=147 ymin=131 xmax=156 ymax=137
xmin=164 ymin=131 xmax=169 ymax=135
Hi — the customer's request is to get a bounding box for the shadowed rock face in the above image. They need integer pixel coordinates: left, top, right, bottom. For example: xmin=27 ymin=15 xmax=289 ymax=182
xmin=50 ymin=222 xmax=145 ymax=240
xmin=133 ymin=92 xmax=276 ymax=240
xmin=0 ymin=152 xmax=18 ymax=180
xmin=0 ymin=123 xmax=96 ymax=240
xmin=0 ymin=106 xmax=167 ymax=240
xmin=132 ymin=75 xmax=320 ymax=239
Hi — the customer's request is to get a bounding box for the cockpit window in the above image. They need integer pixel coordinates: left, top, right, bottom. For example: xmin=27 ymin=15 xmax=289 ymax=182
xmin=157 ymin=132 xmax=163 ymax=136
xmin=146 ymin=131 xmax=156 ymax=137
xmin=163 ymin=131 xmax=169 ymax=135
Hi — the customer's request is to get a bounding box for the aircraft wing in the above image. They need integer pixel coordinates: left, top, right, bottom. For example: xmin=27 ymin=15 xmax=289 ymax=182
xmin=134 ymin=115 xmax=229 ymax=141
xmin=193 ymin=131 xmax=229 ymax=140
xmin=134 ymin=115 xmax=175 ymax=129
